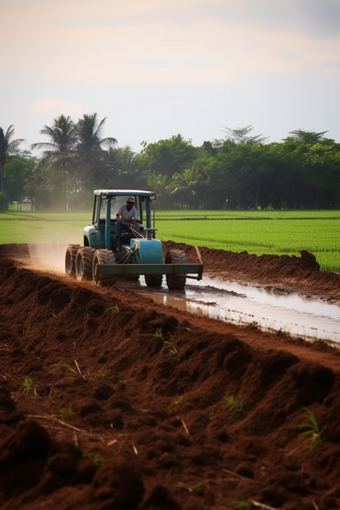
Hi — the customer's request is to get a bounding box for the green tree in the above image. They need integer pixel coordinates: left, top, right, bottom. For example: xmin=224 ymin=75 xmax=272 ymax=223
xmin=75 ymin=114 xmax=117 ymax=190
xmin=282 ymin=131 xmax=340 ymax=208
xmin=204 ymin=137 xmax=263 ymax=209
xmin=223 ymin=125 xmax=269 ymax=145
xmin=30 ymin=115 xmax=77 ymax=209
xmin=4 ymin=152 xmax=36 ymax=206
xmin=287 ymin=129 xmax=330 ymax=145
xmin=104 ymin=145 xmax=144 ymax=188
xmin=302 ymin=142 xmax=340 ymax=208
xmin=148 ymin=173 xmax=172 ymax=210
xmin=139 ymin=134 xmax=198 ymax=182
xmin=168 ymin=166 xmax=207 ymax=209
xmin=0 ymin=125 xmax=24 ymax=207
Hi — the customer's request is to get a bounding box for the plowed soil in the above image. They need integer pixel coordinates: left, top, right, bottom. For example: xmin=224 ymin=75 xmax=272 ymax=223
xmin=1 ymin=242 xmax=340 ymax=510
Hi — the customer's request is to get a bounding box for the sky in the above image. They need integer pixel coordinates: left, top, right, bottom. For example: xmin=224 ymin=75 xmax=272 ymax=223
xmin=1 ymin=0 xmax=340 ymax=155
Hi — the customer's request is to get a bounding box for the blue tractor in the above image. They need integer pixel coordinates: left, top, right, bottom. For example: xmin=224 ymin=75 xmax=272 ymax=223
xmin=65 ymin=189 xmax=204 ymax=290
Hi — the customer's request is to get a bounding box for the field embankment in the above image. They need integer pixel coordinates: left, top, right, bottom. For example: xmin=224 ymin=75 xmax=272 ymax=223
xmin=0 ymin=243 xmax=340 ymax=509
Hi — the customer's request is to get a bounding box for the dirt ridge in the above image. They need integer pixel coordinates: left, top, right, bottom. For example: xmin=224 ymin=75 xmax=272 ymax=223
xmin=0 ymin=246 xmax=340 ymax=509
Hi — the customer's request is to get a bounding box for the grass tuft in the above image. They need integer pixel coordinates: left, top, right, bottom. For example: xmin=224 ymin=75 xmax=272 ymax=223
xmin=224 ymin=395 xmax=245 ymax=418
xmin=293 ymin=407 xmax=325 ymax=450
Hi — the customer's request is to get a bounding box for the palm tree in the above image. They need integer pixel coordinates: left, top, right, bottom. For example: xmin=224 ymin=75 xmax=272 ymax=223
xmin=168 ymin=167 xmax=207 ymax=209
xmin=76 ymin=114 xmax=117 ymax=188
xmin=30 ymin=115 xmax=77 ymax=209
xmin=104 ymin=145 xmax=142 ymax=187
xmin=0 ymin=125 xmax=24 ymax=194
xmin=224 ymin=125 xmax=269 ymax=145
xmin=288 ymin=130 xmax=328 ymax=145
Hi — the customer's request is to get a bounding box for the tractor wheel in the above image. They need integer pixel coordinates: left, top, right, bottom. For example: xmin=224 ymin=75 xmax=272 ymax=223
xmin=65 ymin=244 xmax=80 ymax=276
xmin=145 ymin=274 xmax=163 ymax=287
xmin=93 ymin=249 xmax=117 ymax=286
xmin=75 ymin=247 xmax=95 ymax=281
xmin=165 ymin=249 xmax=187 ymax=290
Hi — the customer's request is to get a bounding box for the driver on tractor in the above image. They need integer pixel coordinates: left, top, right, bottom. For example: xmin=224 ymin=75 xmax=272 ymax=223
xmin=115 ymin=196 xmax=143 ymax=251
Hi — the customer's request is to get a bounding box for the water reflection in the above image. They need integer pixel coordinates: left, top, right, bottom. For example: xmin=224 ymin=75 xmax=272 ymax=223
xmin=137 ymin=275 xmax=340 ymax=344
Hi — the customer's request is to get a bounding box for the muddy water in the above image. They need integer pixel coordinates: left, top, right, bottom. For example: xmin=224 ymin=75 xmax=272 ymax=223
xmin=24 ymin=244 xmax=340 ymax=344
xmin=133 ymin=274 xmax=340 ymax=345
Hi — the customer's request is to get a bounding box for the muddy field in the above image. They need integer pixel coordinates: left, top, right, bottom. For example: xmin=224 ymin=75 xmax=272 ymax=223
xmin=1 ymin=242 xmax=340 ymax=510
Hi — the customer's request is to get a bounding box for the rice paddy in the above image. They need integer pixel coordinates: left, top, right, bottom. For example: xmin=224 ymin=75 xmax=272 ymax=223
xmin=1 ymin=210 xmax=339 ymax=272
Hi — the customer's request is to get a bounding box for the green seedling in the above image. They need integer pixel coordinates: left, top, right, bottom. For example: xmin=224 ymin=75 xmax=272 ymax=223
xmin=150 ymin=328 xmax=178 ymax=353
xmin=142 ymin=329 xmax=178 ymax=353
xmin=104 ymin=304 xmax=120 ymax=314
xmin=172 ymin=396 xmax=183 ymax=405
xmin=294 ymin=407 xmax=325 ymax=450
xmin=154 ymin=327 xmax=164 ymax=339
xmin=59 ymin=403 xmax=74 ymax=417
xmin=22 ymin=376 xmax=34 ymax=392
xmin=234 ymin=498 xmax=252 ymax=510
xmin=53 ymin=361 xmax=76 ymax=373
xmin=83 ymin=451 xmax=106 ymax=466
xmin=73 ymin=435 xmax=105 ymax=465
xmin=225 ymin=395 xmax=245 ymax=418
xmin=50 ymin=308 xmax=57 ymax=318
xmin=164 ymin=335 xmax=178 ymax=354
xmin=92 ymin=369 xmax=106 ymax=379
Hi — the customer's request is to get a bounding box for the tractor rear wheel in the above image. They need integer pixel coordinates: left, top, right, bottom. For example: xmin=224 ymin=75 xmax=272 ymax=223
xmin=65 ymin=244 xmax=80 ymax=276
xmin=165 ymin=249 xmax=187 ymax=290
xmin=145 ymin=274 xmax=163 ymax=287
xmin=93 ymin=249 xmax=117 ymax=286
xmin=75 ymin=247 xmax=95 ymax=281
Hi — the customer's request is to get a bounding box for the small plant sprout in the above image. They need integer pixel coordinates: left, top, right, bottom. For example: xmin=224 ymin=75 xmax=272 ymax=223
xmin=234 ymin=497 xmax=252 ymax=510
xmin=73 ymin=434 xmax=105 ymax=466
xmin=154 ymin=328 xmax=164 ymax=339
xmin=22 ymin=376 xmax=34 ymax=392
xmin=164 ymin=336 xmax=178 ymax=354
xmin=172 ymin=396 xmax=183 ymax=405
xmin=59 ymin=403 xmax=74 ymax=418
xmin=50 ymin=308 xmax=57 ymax=318
xmin=225 ymin=395 xmax=245 ymax=418
xmin=104 ymin=304 xmax=120 ymax=314
xmin=294 ymin=407 xmax=325 ymax=450
xmin=92 ymin=369 xmax=106 ymax=379
xmin=151 ymin=328 xmax=178 ymax=353
xmin=53 ymin=361 xmax=76 ymax=373
xmin=83 ymin=451 xmax=106 ymax=466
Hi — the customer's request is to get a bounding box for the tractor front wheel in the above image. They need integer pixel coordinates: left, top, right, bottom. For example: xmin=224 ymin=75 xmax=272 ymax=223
xmin=75 ymin=247 xmax=95 ymax=281
xmin=165 ymin=249 xmax=187 ymax=290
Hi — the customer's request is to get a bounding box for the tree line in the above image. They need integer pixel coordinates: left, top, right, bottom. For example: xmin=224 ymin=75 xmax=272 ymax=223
xmin=1 ymin=116 xmax=340 ymax=211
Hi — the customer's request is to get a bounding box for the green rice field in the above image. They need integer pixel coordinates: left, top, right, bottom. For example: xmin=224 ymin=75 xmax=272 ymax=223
xmin=0 ymin=210 xmax=339 ymax=272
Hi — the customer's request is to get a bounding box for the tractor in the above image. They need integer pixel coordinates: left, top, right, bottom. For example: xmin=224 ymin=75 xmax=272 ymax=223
xmin=65 ymin=189 xmax=204 ymax=289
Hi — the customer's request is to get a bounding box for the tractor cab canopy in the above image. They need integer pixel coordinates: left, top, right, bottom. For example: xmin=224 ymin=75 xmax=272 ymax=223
xmin=92 ymin=189 xmax=156 ymax=229
xmin=93 ymin=189 xmax=156 ymax=199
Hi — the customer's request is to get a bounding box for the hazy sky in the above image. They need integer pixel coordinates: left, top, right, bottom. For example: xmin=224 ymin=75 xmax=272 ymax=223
xmin=2 ymin=0 xmax=340 ymax=154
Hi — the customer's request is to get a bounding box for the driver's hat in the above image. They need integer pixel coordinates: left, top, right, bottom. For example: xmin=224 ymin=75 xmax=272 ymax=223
xmin=127 ymin=196 xmax=135 ymax=203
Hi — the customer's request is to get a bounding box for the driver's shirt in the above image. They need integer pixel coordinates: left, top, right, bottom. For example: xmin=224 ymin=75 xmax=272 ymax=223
xmin=117 ymin=204 xmax=138 ymax=222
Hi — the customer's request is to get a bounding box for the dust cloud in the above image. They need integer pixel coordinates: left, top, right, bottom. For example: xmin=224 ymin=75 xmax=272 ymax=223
xmin=27 ymin=231 xmax=82 ymax=274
